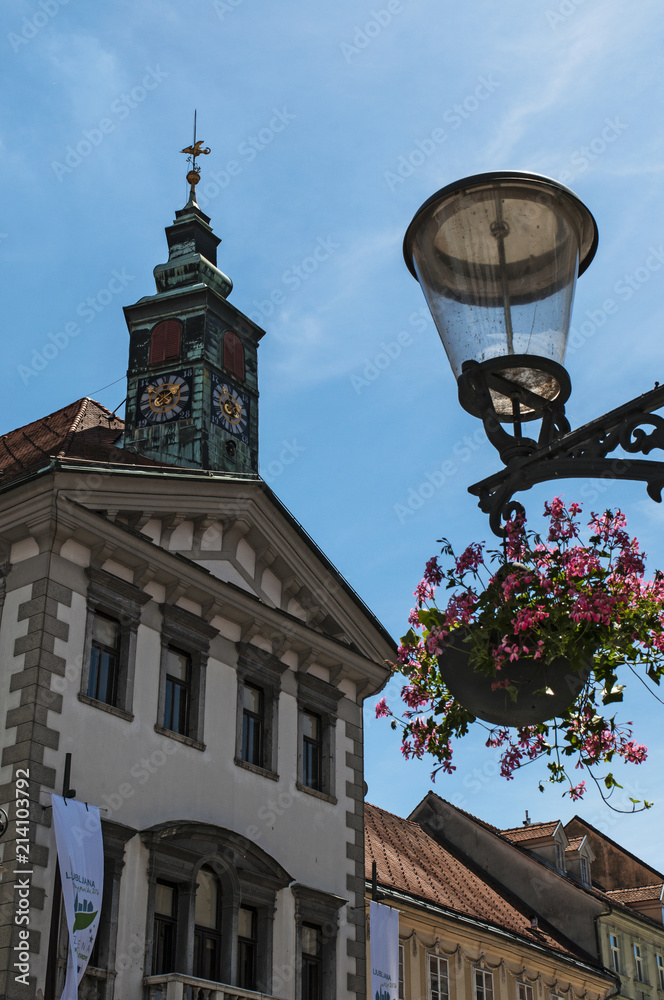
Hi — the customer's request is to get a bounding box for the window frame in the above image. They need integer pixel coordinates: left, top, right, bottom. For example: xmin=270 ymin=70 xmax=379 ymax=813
xmin=656 ymin=954 xmax=664 ymax=990
xmin=143 ymin=823 xmax=290 ymax=994
xmin=475 ymin=968 xmax=494 ymax=1000
xmin=237 ymin=905 xmax=258 ymax=991
xmin=518 ymin=983 xmax=535 ymax=1000
xmin=163 ymin=646 xmax=192 ymax=736
xmin=234 ymin=643 xmax=289 ymax=778
xmin=87 ymin=611 xmax=121 ymax=706
xmin=241 ymin=683 xmax=264 ymax=767
xmin=302 ymin=710 xmax=323 ymax=791
xmin=79 ymin=568 xmax=150 ymax=718
xmin=302 ymin=923 xmax=322 ymax=1000
xmin=155 ymin=605 xmax=217 ymax=748
xmin=428 ymin=953 xmax=449 ymax=1000
xmin=296 ymin=673 xmax=344 ymax=801
xmin=634 ymin=943 xmax=646 ymax=983
xmin=610 ymin=934 xmax=621 ymax=974
xmin=399 ymin=942 xmax=406 ymax=1000
xmin=153 ymin=880 xmax=179 ymax=976
xmin=292 ymin=883 xmax=345 ymax=1000
xmin=193 ymin=866 xmax=222 ymax=983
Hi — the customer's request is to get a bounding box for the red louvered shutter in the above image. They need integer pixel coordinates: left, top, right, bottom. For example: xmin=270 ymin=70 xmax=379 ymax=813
xmin=150 ymin=320 xmax=182 ymax=365
xmin=223 ymin=330 xmax=245 ymax=380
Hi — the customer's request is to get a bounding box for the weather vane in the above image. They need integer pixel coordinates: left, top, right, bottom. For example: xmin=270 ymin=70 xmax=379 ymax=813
xmin=181 ymin=110 xmax=210 ymax=203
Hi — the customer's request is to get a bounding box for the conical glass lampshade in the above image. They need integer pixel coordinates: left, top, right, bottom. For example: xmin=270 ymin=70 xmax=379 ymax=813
xmin=404 ymin=171 xmax=598 ymax=420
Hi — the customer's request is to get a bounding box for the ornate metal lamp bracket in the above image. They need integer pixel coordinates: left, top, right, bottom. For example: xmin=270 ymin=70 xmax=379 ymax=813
xmin=469 ymin=382 xmax=664 ymax=536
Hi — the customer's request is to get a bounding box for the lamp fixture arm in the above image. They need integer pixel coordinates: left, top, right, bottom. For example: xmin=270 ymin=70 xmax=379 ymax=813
xmin=470 ymin=381 xmax=664 ymax=536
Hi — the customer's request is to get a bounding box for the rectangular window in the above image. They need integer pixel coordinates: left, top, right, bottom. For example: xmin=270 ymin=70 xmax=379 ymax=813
xmin=163 ymin=647 xmax=191 ymax=735
xmin=429 ymin=955 xmax=448 ymax=1000
xmin=241 ymin=684 xmax=264 ymax=767
xmin=153 ymin=881 xmax=177 ymax=975
xmin=80 ymin=569 xmax=149 ymax=719
xmin=302 ymin=711 xmax=322 ymax=791
xmin=87 ymin=612 xmax=120 ymax=706
xmin=237 ymin=906 xmax=257 ymax=990
xmin=476 ymin=969 xmax=494 ymax=1000
xmin=634 ymin=944 xmax=645 ymax=982
xmin=518 ymin=984 xmax=534 ymax=1000
xmin=580 ymin=856 xmax=590 ymax=885
xmin=657 ymin=954 xmax=664 ymax=990
xmin=193 ymin=868 xmax=221 ymax=983
xmin=399 ymin=942 xmax=405 ymax=1000
xmin=610 ymin=934 xmax=621 ymax=973
xmin=302 ymin=923 xmax=322 ymax=1000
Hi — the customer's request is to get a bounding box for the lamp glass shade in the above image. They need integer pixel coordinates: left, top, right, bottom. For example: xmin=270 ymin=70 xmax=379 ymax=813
xmin=404 ymin=172 xmax=598 ymax=416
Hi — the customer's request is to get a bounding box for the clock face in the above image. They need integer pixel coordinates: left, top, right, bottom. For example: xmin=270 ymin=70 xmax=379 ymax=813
xmin=211 ymin=378 xmax=249 ymax=442
xmin=137 ymin=369 xmax=193 ymax=426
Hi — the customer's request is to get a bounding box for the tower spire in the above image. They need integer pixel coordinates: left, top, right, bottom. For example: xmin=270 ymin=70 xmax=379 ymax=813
xmin=180 ymin=110 xmax=211 ymax=207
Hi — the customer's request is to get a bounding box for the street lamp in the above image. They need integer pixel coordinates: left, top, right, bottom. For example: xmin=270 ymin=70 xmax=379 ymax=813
xmin=404 ymin=171 xmax=664 ymax=535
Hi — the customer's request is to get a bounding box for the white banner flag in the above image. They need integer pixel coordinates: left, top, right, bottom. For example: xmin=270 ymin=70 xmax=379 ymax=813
xmin=370 ymin=901 xmax=399 ymax=1000
xmin=52 ymin=795 xmax=104 ymax=1000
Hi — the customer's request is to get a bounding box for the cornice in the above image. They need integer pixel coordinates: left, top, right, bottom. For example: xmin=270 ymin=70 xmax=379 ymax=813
xmin=0 ymin=486 xmax=390 ymax=695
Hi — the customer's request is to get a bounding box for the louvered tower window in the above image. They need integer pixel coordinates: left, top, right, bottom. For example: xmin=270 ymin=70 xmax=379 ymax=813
xmin=150 ymin=320 xmax=182 ymax=365
xmin=223 ymin=330 xmax=245 ymax=380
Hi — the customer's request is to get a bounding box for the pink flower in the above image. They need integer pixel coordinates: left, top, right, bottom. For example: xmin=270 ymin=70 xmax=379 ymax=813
xmin=375 ymin=698 xmax=390 ymax=718
xmin=414 ymin=580 xmax=434 ymax=607
xmin=454 ymin=542 xmax=484 ymax=576
xmin=424 ymin=557 xmax=444 ymax=586
xmin=567 ymin=781 xmax=587 ymax=801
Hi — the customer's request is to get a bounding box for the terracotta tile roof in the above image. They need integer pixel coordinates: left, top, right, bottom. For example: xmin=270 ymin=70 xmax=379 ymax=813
xmin=0 ymin=398 xmax=163 ymax=483
xmin=606 ymin=884 xmax=664 ymax=903
xmin=365 ymin=803 xmax=588 ymax=961
xmin=565 ymin=837 xmax=584 ymax=853
xmin=501 ymin=821 xmax=560 ymax=842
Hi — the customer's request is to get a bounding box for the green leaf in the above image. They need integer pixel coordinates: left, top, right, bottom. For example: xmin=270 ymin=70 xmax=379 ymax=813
xmin=602 ymin=684 xmax=625 ymax=705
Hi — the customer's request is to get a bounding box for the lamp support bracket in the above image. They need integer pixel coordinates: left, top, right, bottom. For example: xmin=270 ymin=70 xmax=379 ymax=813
xmin=469 ymin=382 xmax=664 ymax=535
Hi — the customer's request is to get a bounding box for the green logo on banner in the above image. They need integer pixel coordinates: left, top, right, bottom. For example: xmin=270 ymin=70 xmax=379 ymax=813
xmin=73 ymin=909 xmax=98 ymax=932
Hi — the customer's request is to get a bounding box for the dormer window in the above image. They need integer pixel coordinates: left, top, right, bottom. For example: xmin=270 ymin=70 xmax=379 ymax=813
xmin=150 ymin=320 xmax=182 ymax=365
xmin=580 ymin=855 xmax=590 ymax=885
xmin=555 ymin=842 xmax=565 ymax=871
xmin=223 ymin=330 xmax=245 ymax=380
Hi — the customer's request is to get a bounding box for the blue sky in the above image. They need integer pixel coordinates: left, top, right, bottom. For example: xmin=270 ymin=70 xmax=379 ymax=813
xmin=3 ymin=0 xmax=664 ymax=865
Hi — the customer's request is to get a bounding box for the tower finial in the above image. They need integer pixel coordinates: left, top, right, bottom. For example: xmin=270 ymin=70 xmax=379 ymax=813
xmin=180 ymin=110 xmax=211 ymax=205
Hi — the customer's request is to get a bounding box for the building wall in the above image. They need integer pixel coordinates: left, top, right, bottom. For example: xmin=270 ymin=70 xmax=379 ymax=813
xmin=598 ymin=913 xmax=664 ymax=1000
xmin=565 ymin=820 xmax=663 ymax=894
xmin=368 ymin=902 xmax=614 ymax=1000
xmin=0 ymin=477 xmax=391 ymax=1000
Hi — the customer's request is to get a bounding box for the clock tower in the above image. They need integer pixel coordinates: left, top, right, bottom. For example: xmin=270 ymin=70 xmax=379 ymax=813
xmin=123 ymin=138 xmax=264 ymax=473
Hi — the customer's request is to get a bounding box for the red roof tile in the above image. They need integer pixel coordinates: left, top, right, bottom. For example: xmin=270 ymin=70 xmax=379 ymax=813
xmin=606 ymin=884 xmax=664 ymax=903
xmin=0 ymin=398 xmax=164 ymax=482
xmin=365 ymin=803 xmax=587 ymax=960
xmin=501 ymin=821 xmax=560 ymax=843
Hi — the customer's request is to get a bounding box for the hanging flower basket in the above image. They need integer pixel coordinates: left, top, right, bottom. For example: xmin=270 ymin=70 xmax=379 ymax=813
xmin=436 ymin=629 xmax=591 ymax=726
xmin=376 ymin=499 xmax=664 ymax=810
